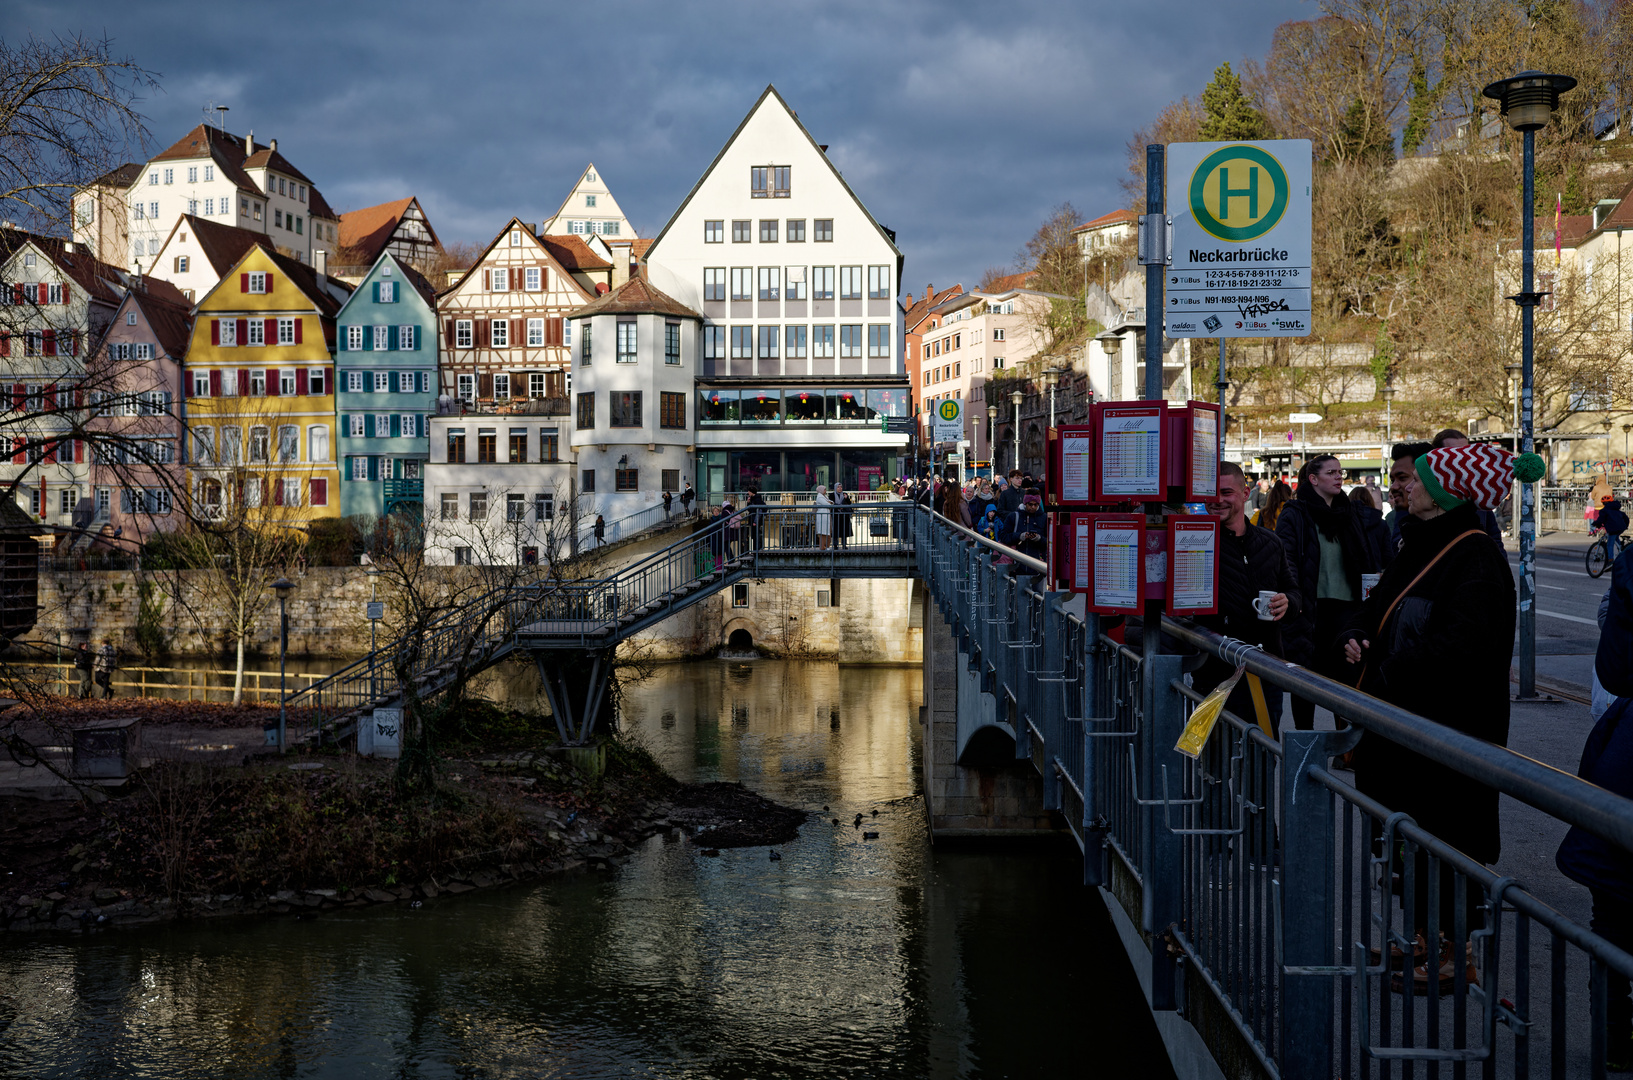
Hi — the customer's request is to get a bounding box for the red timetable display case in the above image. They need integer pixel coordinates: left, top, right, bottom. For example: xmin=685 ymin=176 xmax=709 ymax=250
xmin=1090 ymin=402 xmax=1167 ymax=503
xmin=1165 ymin=515 xmax=1221 ymax=615
xmin=1045 ymin=424 xmax=1098 ymax=508
xmin=1063 ymin=513 xmax=1146 ymax=614
xmin=1163 ymin=400 xmax=1222 ymax=502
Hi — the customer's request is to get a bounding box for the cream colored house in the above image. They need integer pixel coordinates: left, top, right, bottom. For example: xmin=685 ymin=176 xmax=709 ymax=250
xmin=541 ymin=164 xmax=638 ymax=240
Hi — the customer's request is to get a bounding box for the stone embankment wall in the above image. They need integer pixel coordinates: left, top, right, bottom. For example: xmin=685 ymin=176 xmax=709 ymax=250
xmin=36 ymin=567 xmax=378 ymax=659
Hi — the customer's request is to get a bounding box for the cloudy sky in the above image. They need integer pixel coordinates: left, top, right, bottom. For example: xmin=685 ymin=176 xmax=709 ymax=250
xmin=20 ymin=0 xmax=1310 ymax=297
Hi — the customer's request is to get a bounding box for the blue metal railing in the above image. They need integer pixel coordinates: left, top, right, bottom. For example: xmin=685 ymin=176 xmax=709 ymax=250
xmin=911 ymin=504 xmax=1633 ymax=1078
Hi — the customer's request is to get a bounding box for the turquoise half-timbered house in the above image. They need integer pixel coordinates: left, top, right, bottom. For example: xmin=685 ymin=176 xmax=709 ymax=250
xmin=334 ymin=253 xmax=439 ymax=518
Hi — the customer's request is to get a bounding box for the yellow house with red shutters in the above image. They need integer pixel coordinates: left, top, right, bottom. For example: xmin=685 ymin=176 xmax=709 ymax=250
xmin=183 ymin=245 xmax=351 ymax=523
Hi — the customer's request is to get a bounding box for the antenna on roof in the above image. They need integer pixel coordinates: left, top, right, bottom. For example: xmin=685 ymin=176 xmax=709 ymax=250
xmin=209 ymin=103 xmax=229 ymax=132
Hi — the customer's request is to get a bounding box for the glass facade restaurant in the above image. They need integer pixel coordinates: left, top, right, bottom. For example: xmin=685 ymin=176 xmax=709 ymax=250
xmin=698 ymin=449 xmax=904 ymax=499
xmin=698 ymin=387 xmax=911 ymax=428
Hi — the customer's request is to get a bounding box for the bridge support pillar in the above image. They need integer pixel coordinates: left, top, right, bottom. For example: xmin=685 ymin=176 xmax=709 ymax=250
xmin=920 ymin=588 xmax=1053 ymax=840
xmin=532 ymin=648 xmax=616 ymax=746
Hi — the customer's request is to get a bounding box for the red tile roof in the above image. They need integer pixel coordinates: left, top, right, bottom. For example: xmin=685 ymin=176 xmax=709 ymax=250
xmin=338 ymin=197 xmax=416 ymax=265
xmin=904 ymin=284 xmax=964 ymax=332
xmin=542 ymin=234 xmax=613 ymax=271
xmin=176 ymin=214 xmax=277 ymax=278
xmin=308 ymin=186 xmax=338 ymax=222
xmin=0 ymin=228 xmax=127 ymax=306
xmin=150 ymin=124 xmax=263 ymax=196
xmin=130 ymin=288 xmax=194 ymax=360
xmin=567 ymin=274 xmax=701 ymax=320
xmin=242 ymin=147 xmax=312 ymax=185
xmin=1071 ymin=208 xmax=1137 ymax=233
xmin=983 ymin=270 xmax=1039 ymax=293
xmin=91 ymin=162 xmax=144 ymax=189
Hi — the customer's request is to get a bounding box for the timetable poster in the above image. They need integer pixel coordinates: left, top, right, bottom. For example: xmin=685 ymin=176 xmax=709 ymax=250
xmin=1095 ymin=403 xmax=1165 ymax=501
xmin=1188 ymin=404 xmax=1219 ymax=500
xmin=1060 ymin=430 xmax=1094 ymax=504
xmin=1085 ymin=515 xmax=1144 ymax=613
xmin=1167 ymin=517 xmax=1220 ymax=615
xmin=1072 ymin=517 xmax=1091 ymax=591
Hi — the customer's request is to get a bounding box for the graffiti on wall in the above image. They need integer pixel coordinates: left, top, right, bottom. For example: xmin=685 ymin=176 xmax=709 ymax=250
xmin=1571 ymin=457 xmax=1631 ymax=477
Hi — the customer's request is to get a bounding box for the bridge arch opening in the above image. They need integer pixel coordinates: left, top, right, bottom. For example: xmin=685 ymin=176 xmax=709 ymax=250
xmin=726 ymin=628 xmax=754 ymax=651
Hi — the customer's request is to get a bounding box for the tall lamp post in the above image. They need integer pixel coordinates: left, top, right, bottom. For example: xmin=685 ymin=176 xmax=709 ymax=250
xmin=1042 ymin=367 xmax=1062 ymax=430
xmin=1380 ymin=383 xmax=1395 ymax=454
xmin=271 ymin=576 xmax=296 ymax=752
xmin=1010 ymin=389 xmax=1024 ymax=475
xmin=986 ymin=404 xmax=998 ymax=475
xmin=1483 ymin=69 xmax=1576 ymax=701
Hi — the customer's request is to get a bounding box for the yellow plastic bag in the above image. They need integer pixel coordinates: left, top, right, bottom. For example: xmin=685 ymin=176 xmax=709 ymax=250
xmin=1175 ymin=666 xmax=1246 ymax=759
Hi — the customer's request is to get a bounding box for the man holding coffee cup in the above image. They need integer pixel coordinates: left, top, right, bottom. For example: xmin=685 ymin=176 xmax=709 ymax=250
xmin=1193 ymin=461 xmax=1303 ymax=733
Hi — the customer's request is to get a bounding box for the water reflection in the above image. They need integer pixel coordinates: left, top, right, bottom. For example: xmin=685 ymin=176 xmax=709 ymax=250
xmin=0 ymin=660 xmax=1171 ymax=1078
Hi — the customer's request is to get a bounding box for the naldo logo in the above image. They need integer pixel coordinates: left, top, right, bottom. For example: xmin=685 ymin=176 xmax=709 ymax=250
xmin=1189 ymin=144 xmax=1290 ymax=242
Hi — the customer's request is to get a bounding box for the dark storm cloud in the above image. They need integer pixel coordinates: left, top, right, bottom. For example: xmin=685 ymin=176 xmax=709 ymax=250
xmin=16 ymin=0 xmax=1309 ymax=290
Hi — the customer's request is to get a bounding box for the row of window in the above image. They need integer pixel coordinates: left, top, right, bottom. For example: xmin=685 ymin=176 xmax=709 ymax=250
xmin=565 ymin=221 xmax=621 ymax=236
xmin=922 ymin=327 xmax=1000 ymax=360
xmin=150 ymin=166 xmax=215 ymax=186
xmin=189 ymin=367 xmax=327 ymax=397
xmin=575 ymin=391 xmax=687 ymax=430
xmin=197 ymin=476 xmax=328 ymax=509
xmin=189 ymin=424 xmax=327 ymax=466
xmin=439 ymin=490 xmax=563 ymax=522
xmin=346 ymin=457 xmax=424 ymax=482
xmin=701 ymin=265 xmax=890 ymax=302
xmin=444 ymin=427 xmax=563 ymax=464
xmin=342 ymin=325 xmax=421 ymax=352
xmin=706 ymin=218 xmax=832 ymax=243
xmin=579 ymin=320 xmax=682 ymax=365
xmin=209 ymin=315 xmax=304 ymax=348
xmin=578 ymin=468 xmax=683 ymax=494
xmin=341 ymin=370 xmax=433 ymax=394
xmin=697 ymin=387 xmax=910 ymax=426
xmin=924 ymin=361 xmax=961 ymax=386
xmin=3 ymin=283 xmax=68 ymax=305
xmin=485 ymin=266 xmax=549 ymax=292
xmin=0 ymin=330 xmax=81 ymax=357
xmin=344 ymin=414 xmax=424 ymax=439
xmin=450 ymin=317 xmax=566 ymax=349
xmin=698 ymin=324 xmax=891 ymax=361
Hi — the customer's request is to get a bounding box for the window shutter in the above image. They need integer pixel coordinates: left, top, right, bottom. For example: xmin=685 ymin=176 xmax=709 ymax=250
xmin=478 ymin=372 xmax=493 ymax=398
xmin=264 ymin=317 xmax=276 ymax=342
xmin=12 ymin=439 xmax=23 ymax=465
xmin=389 ymin=325 xmax=399 ymax=351
xmin=211 ymin=319 xmax=220 ymax=345
xmin=410 ymin=326 xmax=419 ymax=351
xmin=42 ymin=329 xmax=56 ymax=356
xmin=273 ymin=477 xmax=284 ymax=505
xmin=0 ymin=335 xmax=8 ymax=357
xmin=267 ymin=368 xmax=280 ymax=396
xmin=44 ymin=440 xmax=54 ymax=463
xmin=364 ymin=328 xmax=374 ymax=352
xmin=240 ymin=273 xmax=249 ymax=292
xmin=164 ymin=390 xmax=173 ymax=409
xmin=238 ymin=369 xmax=249 ymax=395
xmin=338 ymin=325 xmax=346 ymax=351
xmin=45 ymin=385 xmax=56 ymax=409
xmin=209 ymin=369 xmax=221 ymax=396
xmin=294 ymin=318 xmax=303 ymax=344
xmin=364 ymin=414 xmax=375 ymax=438
xmin=391 ymin=415 xmax=401 ymax=438
xmin=444 ymin=319 xmax=455 ymax=348
xmin=311 ymin=478 xmax=326 ymax=505
xmin=511 ymin=319 xmax=521 ymax=348
xmin=368 ymin=455 xmax=378 ymax=480
xmin=75 ymin=439 xmax=83 ymax=463
xmin=373 ymin=282 xmax=380 ymax=303
xmin=512 ymin=371 xmax=527 ymax=396
xmin=264 ymin=272 xmax=274 ymax=292
xmin=236 ymin=318 xmax=248 ymax=342
xmin=476 ymin=321 xmax=488 ymax=348
xmin=550 ymin=317 xmax=563 ymax=346
xmin=295 ymin=368 xmax=308 ymax=395
xmin=542 ymin=267 xmax=549 ymax=291
xmin=36 ymin=284 xmax=47 ymax=304
xmin=11 ymin=384 xmax=22 ymax=408
xmin=68 ymin=332 xmax=79 ymax=356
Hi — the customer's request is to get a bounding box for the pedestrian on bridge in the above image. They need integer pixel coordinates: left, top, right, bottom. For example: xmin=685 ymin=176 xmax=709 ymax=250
xmin=1341 ymin=443 xmax=1539 ymax=976
xmin=1196 ymin=461 xmax=1300 ymax=733
xmin=1556 ymin=538 xmax=1633 ymax=1070
xmin=832 ymin=484 xmax=852 ymax=548
xmin=813 ymin=486 xmax=833 ymax=549
xmin=1277 ymin=454 xmax=1392 ymax=730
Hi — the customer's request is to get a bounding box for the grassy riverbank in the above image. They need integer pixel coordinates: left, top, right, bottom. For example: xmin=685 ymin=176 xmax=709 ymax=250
xmin=1 ymin=698 xmax=798 ymax=934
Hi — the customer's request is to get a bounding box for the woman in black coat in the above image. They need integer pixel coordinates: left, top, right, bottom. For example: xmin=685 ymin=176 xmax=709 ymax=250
xmin=1339 ymin=444 xmax=1535 ymax=971
xmin=1275 ymin=455 xmax=1392 ymax=729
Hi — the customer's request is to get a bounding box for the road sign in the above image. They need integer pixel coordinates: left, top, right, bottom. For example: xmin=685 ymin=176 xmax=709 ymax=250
xmin=881 ymin=415 xmax=914 ymax=435
xmin=1164 ymin=139 xmax=1312 ymax=338
xmin=366 ymin=601 xmax=385 ymax=620
xmin=1288 ymin=412 xmax=1322 ymax=424
xmin=933 ymin=398 xmax=964 ymax=443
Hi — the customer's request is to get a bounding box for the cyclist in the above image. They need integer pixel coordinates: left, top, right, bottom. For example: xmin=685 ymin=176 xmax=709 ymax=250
xmin=1600 ymin=493 xmax=1630 ymax=562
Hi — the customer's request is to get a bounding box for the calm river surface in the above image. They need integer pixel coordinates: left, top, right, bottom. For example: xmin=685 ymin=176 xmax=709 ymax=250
xmin=0 ymin=659 xmax=1171 ymax=1079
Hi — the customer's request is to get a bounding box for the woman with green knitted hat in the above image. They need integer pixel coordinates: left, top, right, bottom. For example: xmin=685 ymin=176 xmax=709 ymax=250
xmin=1338 ymin=442 xmax=1541 ymax=991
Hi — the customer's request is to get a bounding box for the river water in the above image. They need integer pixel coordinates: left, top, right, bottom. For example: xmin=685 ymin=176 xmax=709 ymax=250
xmin=0 ymin=659 xmax=1172 ymax=1079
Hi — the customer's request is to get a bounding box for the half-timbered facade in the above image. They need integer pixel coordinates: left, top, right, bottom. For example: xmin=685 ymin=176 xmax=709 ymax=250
xmin=436 ymin=218 xmax=592 ymax=410
xmin=336 ymin=197 xmax=442 ymax=279
xmin=182 ymin=246 xmax=351 ymax=525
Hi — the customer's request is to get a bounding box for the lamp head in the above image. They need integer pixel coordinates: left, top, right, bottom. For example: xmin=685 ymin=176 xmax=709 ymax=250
xmin=271 ymin=576 xmax=296 ymax=601
xmin=1041 ymin=367 xmax=1060 ymax=388
xmin=986 ymin=405 xmax=998 ymax=419
xmin=1379 ymin=387 xmax=1395 ymax=403
xmin=1481 ymin=71 xmax=1577 ymax=132
xmin=1010 ymin=389 xmax=1024 ymax=406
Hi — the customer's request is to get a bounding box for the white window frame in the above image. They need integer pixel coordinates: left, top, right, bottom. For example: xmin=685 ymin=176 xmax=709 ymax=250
xmin=374 ymin=324 xmax=389 ymax=351
xmin=525 ymin=267 xmax=542 ymax=291
xmin=220 ymin=319 xmax=236 ymax=347
xmin=374 ymin=413 xmax=391 ymax=438
xmin=277 ymin=317 xmax=295 ymax=345
xmin=490 ymin=319 xmax=509 ymax=348
xmin=378 ymin=281 xmax=396 ymax=303
xmin=308 ymin=425 xmax=329 ymax=463
xmin=455 ymin=320 xmax=473 ymax=348
xmin=247 ymin=271 xmax=267 ymax=294
xmin=490 ymin=268 xmax=508 ymax=291
xmin=283 ymin=479 xmax=302 ymax=507
xmin=247 ymin=320 xmax=265 ymax=347
xmin=374 ymin=371 xmax=390 ymax=392
xmin=493 ymin=373 xmax=511 ymax=399
xmin=527 ymin=318 xmax=545 ymax=346
xmin=457 ymin=373 xmax=475 ymax=402
xmin=348 ymin=414 xmax=365 ymax=437
xmin=400 ymin=414 xmax=417 ymax=439
xmin=399 ymin=325 xmax=415 ymax=351
xmin=277 ymin=425 xmax=299 ymax=464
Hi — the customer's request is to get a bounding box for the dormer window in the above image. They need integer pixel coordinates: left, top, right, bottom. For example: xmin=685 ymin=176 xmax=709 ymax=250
xmin=586 ymin=195 xmax=597 ymax=208
xmin=586 ymin=170 xmax=596 ymax=182
xmin=247 ymin=271 xmax=267 ymax=294
xmin=510 ymin=229 xmax=521 ymax=247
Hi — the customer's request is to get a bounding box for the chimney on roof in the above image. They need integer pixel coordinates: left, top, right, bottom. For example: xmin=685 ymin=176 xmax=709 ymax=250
xmin=314 ymin=249 xmax=327 ymax=276
xmin=926 ymin=284 xmax=934 ymax=303
xmin=246 ymin=130 xmax=254 ymax=154
xmin=269 ymin=138 xmax=277 ymax=153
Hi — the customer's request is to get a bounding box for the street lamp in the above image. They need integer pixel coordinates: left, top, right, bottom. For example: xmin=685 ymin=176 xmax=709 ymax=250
xmin=1606 ymin=419 xmax=1617 ymax=479
xmin=1622 ymin=423 xmax=1631 ymax=465
xmin=271 ymin=576 xmax=296 ymax=752
xmin=365 ymin=565 xmax=381 ymax=701
xmin=1483 ymin=69 xmax=1576 ymax=700
xmin=986 ymin=404 xmax=998 ymax=476
xmin=1042 ymin=366 xmax=1062 ymax=430
xmin=1010 ymin=389 xmax=1024 ymax=475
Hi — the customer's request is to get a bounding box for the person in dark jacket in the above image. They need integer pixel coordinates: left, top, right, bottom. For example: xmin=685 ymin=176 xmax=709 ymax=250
xmin=1341 ymin=443 xmax=1537 ymax=983
xmin=1432 ymin=429 xmax=1507 ymax=546
xmin=1275 ymin=454 xmax=1392 ymax=729
xmin=832 ymin=484 xmax=853 ymax=548
xmin=1194 ymin=461 xmax=1302 ymax=733
xmin=1386 ymin=441 xmax=1434 ymax=552
xmin=998 ymin=470 xmax=1026 ymax=516
xmin=975 ymin=502 xmax=1007 ymax=545
xmin=1007 ymin=493 xmax=1048 ymax=559
xmin=1557 ymin=540 xmax=1633 ymax=1069
xmin=744 ymin=487 xmax=767 ymax=552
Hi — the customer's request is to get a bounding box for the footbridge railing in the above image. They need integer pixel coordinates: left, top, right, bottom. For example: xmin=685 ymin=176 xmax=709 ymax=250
xmin=913 ymin=504 xmax=1633 ymax=1079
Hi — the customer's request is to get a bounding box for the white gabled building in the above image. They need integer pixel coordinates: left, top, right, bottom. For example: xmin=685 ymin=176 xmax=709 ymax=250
xmin=541 ymin=164 xmax=637 ymax=240
xmin=641 ymin=86 xmax=911 ymax=502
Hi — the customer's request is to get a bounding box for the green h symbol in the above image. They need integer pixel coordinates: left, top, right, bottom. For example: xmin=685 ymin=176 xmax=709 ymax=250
xmin=1220 ymin=164 xmax=1259 ymax=219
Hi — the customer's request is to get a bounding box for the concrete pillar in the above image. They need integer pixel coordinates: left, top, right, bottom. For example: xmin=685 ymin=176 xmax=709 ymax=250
xmin=920 ymin=588 xmax=1053 ymax=840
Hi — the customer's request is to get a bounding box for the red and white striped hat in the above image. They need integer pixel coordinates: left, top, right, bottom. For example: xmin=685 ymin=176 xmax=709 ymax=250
xmin=1415 ymin=444 xmax=1546 ymax=511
